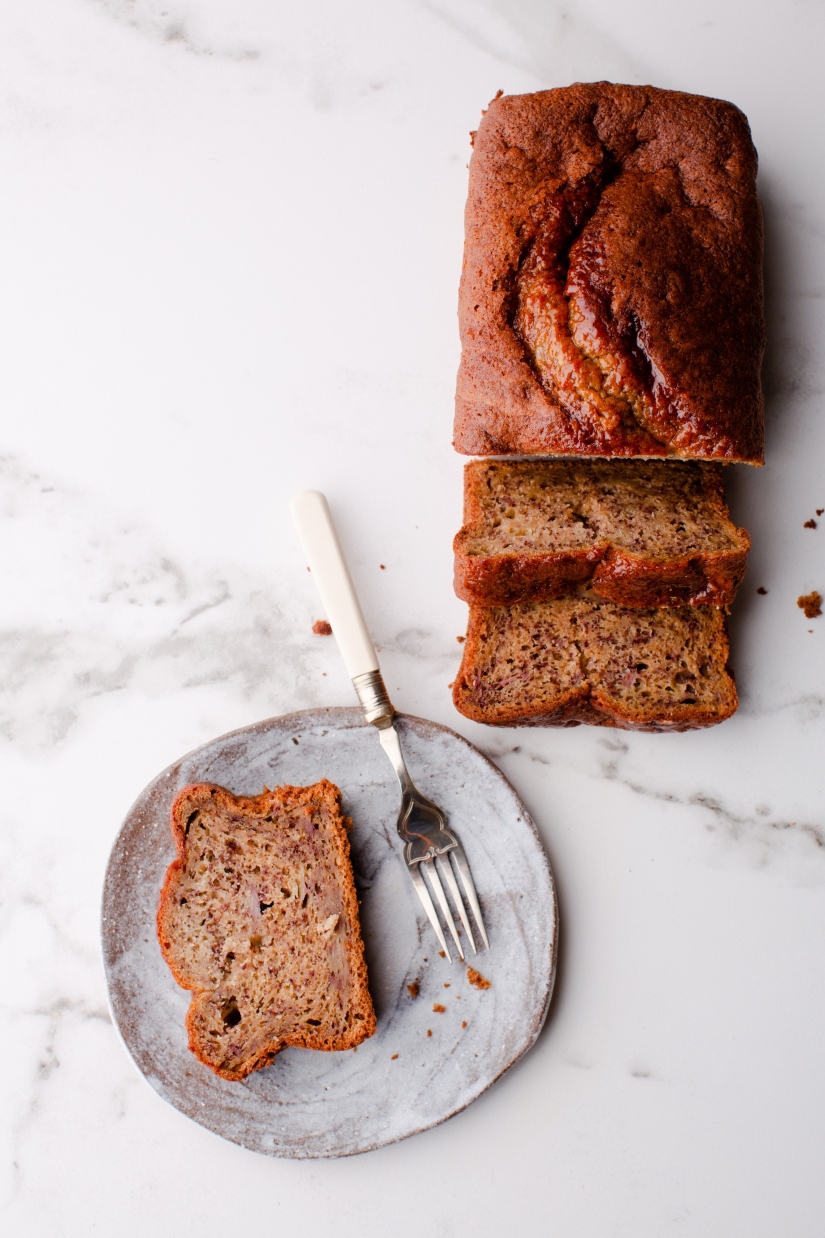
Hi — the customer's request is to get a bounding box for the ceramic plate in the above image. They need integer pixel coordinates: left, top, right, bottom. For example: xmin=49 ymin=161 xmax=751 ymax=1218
xmin=101 ymin=708 xmax=558 ymax=1158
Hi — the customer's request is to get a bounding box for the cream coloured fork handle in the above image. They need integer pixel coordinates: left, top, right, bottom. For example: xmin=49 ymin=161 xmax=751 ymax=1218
xmin=290 ymin=490 xmax=379 ymax=679
xmin=291 ymin=490 xmax=394 ymax=726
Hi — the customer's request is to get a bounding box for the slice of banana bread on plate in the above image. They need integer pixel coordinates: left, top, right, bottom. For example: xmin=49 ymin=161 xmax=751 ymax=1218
xmin=454 ymin=458 xmax=750 ymax=607
xmin=453 ymin=594 xmax=737 ymax=731
xmin=157 ymin=779 xmax=375 ymax=1081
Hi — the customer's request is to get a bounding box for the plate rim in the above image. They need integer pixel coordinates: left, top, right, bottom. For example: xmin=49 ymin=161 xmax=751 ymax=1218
xmin=101 ymin=706 xmax=559 ymax=1158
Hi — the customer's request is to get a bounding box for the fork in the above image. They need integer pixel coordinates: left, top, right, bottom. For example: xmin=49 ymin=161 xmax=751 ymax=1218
xmin=291 ymin=490 xmax=489 ymax=962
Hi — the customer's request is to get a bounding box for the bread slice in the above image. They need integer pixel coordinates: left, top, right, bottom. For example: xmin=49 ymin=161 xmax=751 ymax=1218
xmin=157 ymin=779 xmax=376 ymax=1081
xmin=453 ymin=595 xmax=737 ymax=731
xmin=454 ymin=459 xmax=750 ymax=608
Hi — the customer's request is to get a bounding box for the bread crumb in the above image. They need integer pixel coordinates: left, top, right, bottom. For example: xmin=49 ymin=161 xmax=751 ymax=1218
xmin=312 ymin=619 xmax=333 ymax=635
xmin=380 ymin=564 xmax=386 ymax=570
xmin=444 ymin=983 xmax=450 ymax=988
xmin=757 ymin=587 xmax=768 ymax=595
xmin=433 ymin=1003 xmax=446 ymax=1013
xmin=426 ymin=1029 xmax=432 ymax=1038
xmin=391 ymin=1054 xmax=398 ymax=1060
xmin=439 ymin=951 xmax=446 ymax=958
xmin=457 ymin=635 xmax=465 ymax=643
xmin=407 ymin=981 xmax=419 ymax=998
xmin=462 ymin=1020 xmax=467 ymax=1028
xmin=818 ymin=509 xmax=824 ymax=516
xmin=798 ymin=592 xmax=823 ymax=619
xmin=447 ymin=682 xmax=455 ymax=689
xmin=467 ymin=967 xmax=491 ymax=990
xmin=804 ymin=519 xmax=817 ymax=529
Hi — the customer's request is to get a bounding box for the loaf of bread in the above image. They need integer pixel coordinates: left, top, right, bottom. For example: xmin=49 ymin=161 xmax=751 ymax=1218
xmin=453 ymin=594 xmax=737 ymax=731
xmin=157 ymin=779 xmax=376 ymax=1081
xmin=455 ymin=83 xmax=765 ymax=463
xmin=454 ymin=458 xmax=750 ymax=607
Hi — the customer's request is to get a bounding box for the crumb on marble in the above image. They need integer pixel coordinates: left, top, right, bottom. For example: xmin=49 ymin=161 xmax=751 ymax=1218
xmin=798 ymin=591 xmax=823 ymax=619
xmin=804 ymin=519 xmax=817 ymax=529
xmin=467 ymin=967 xmax=491 ymax=990
xmin=407 ymin=981 xmax=419 ymax=998
xmin=444 ymin=983 xmax=450 ymax=988
xmin=439 ymin=951 xmax=446 ymax=958
xmin=312 ymin=619 xmax=332 ymax=635
xmin=433 ymin=1003 xmax=446 ymax=1013
xmin=462 ymin=1021 xmax=467 ymax=1028
xmin=391 ymin=1054 xmax=398 ymax=1060
xmin=426 ymin=1029 xmax=432 ymax=1038
xmin=757 ymin=586 xmax=768 ymax=595
xmin=457 ymin=635 xmax=465 ymax=643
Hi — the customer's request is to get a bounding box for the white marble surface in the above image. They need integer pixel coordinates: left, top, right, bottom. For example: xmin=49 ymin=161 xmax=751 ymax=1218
xmin=1 ymin=0 xmax=823 ymax=1233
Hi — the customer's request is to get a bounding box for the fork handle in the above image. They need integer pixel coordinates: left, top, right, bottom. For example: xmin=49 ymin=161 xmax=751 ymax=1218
xmin=291 ymin=490 xmax=394 ymax=726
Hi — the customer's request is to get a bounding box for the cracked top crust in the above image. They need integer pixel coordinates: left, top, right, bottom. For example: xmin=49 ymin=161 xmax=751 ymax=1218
xmin=455 ymin=83 xmax=765 ymax=463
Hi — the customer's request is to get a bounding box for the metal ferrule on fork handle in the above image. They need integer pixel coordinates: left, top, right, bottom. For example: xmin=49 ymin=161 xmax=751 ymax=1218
xmin=352 ymin=669 xmax=394 ymax=728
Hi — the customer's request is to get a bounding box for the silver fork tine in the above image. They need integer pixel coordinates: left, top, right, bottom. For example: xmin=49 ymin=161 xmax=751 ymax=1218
xmin=451 ymin=843 xmax=490 ymax=950
xmin=437 ymin=854 xmax=477 ymax=955
xmin=408 ymin=863 xmax=451 ymax=961
xmin=424 ymin=859 xmax=464 ymax=960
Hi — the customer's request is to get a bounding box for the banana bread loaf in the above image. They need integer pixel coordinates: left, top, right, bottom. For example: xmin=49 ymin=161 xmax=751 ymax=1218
xmin=454 ymin=458 xmax=750 ymax=607
xmin=455 ymin=83 xmax=765 ymax=463
xmin=453 ymin=594 xmax=737 ymax=731
xmin=157 ymin=779 xmax=376 ymax=1081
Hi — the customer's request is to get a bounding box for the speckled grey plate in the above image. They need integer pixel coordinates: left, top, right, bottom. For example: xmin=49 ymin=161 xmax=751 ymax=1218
xmin=101 ymin=708 xmax=557 ymax=1158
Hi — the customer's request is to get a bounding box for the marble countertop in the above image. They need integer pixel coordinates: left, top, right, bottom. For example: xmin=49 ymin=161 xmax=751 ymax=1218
xmin=1 ymin=1 xmax=823 ymax=1234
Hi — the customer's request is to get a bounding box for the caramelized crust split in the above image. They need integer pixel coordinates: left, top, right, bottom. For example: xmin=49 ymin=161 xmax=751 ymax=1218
xmin=453 ymin=595 xmax=737 ymax=732
xmin=455 ymin=83 xmax=765 ymax=463
xmin=454 ymin=458 xmax=750 ymax=607
xmin=157 ymin=780 xmax=376 ymax=1081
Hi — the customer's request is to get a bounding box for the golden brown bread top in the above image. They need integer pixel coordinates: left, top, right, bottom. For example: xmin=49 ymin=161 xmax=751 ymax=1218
xmin=455 ymin=83 xmax=765 ymax=463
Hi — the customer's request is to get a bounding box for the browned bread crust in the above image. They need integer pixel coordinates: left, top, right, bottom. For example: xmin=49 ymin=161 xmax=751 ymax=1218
xmin=454 ymin=458 xmax=750 ymax=607
xmin=453 ymin=596 xmax=737 ymax=731
xmin=157 ymin=780 xmax=376 ymax=1081
xmin=455 ymin=83 xmax=765 ymax=463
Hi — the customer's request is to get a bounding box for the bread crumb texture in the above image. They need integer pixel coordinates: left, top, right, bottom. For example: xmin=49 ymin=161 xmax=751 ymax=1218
xmin=156 ymin=780 xmax=376 ymax=1081
xmin=454 ymin=593 xmax=737 ymax=732
xmin=312 ymin=619 xmax=333 ymax=635
xmin=455 ymin=459 xmax=749 ymax=608
xmin=467 ymin=968 xmax=491 ymax=990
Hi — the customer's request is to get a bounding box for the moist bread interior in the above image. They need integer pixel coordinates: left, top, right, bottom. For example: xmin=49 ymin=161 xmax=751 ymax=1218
xmin=454 ymin=595 xmax=737 ymax=730
xmin=157 ymin=780 xmax=375 ymax=1081
xmin=460 ymin=459 xmax=741 ymax=558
